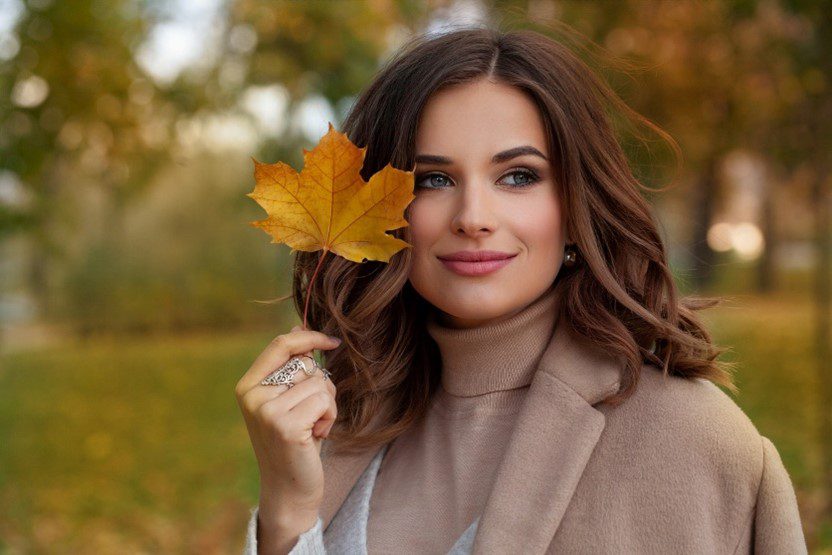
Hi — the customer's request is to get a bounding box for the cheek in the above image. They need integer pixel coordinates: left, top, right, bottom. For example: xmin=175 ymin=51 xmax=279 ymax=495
xmin=405 ymin=200 xmax=443 ymax=287
xmin=515 ymin=196 xmax=564 ymax=257
xmin=406 ymin=198 xmax=442 ymax=250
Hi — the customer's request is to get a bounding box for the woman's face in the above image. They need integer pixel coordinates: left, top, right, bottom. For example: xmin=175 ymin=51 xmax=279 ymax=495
xmin=407 ymin=78 xmax=568 ymax=329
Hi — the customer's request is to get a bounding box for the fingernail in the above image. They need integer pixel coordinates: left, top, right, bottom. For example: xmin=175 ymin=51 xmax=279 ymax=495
xmin=328 ymin=336 xmax=342 ymax=344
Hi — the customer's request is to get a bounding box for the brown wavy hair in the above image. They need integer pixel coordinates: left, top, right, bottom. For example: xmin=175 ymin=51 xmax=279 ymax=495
xmin=284 ymin=25 xmax=738 ymax=456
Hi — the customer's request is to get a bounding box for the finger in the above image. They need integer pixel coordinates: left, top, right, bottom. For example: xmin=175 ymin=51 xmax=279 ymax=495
xmin=241 ymin=355 xmax=336 ymax=415
xmin=292 ymin=324 xmax=335 ymax=357
xmin=246 ymin=355 xmax=321 ymax=408
xmin=313 ymin=381 xmax=337 ymax=436
xmin=312 ymin=416 xmax=331 ymax=438
xmin=238 ymin=330 xmax=340 ymax=393
xmin=288 ymin=325 xmax=317 ymax=368
xmin=282 ymin=388 xmax=338 ymax=435
xmin=318 ymin=420 xmax=334 ymax=438
xmin=297 ymin=388 xmax=337 ymax=434
xmin=298 ymin=376 xmax=336 ymax=438
xmin=242 ymin=365 xmax=331 ymax=413
xmin=261 ymin=383 xmax=337 ymax=437
xmin=291 ymin=325 xmax=321 ymax=366
xmin=270 ymin=371 xmax=334 ymax=411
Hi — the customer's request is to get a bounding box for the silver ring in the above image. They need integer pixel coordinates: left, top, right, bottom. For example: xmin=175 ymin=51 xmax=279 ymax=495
xmin=261 ymin=355 xmax=326 ymax=388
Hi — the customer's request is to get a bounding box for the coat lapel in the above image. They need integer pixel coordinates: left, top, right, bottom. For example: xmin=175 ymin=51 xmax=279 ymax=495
xmin=318 ymin=308 xmax=624 ymax=553
xmin=470 ymin=311 xmax=623 ymax=553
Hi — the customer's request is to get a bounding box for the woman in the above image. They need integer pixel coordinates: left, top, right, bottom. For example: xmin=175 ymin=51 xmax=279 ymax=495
xmin=236 ymin=26 xmax=807 ymax=554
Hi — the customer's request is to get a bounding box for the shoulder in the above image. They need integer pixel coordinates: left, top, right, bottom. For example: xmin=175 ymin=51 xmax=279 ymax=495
xmin=600 ymin=362 xmax=767 ymax=489
xmin=590 ymin=363 xmax=805 ymax=549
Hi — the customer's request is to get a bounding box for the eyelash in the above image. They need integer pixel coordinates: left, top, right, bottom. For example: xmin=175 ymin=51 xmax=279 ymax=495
xmin=414 ymin=167 xmax=541 ymax=190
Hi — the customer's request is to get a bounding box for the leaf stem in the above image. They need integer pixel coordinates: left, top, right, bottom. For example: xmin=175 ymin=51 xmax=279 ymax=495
xmin=302 ymin=248 xmax=329 ymax=330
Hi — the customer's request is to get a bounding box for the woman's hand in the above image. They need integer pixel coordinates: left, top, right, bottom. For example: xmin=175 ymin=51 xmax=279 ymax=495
xmin=235 ymin=324 xmax=341 ymax=526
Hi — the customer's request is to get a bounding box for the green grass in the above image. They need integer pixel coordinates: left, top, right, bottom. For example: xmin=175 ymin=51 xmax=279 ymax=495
xmin=0 ymin=295 xmax=829 ymax=552
xmin=0 ymin=329 xmax=280 ymax=553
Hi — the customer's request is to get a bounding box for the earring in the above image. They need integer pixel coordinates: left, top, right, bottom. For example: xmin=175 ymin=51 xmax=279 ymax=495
xmin=563 ymin=244 xmax=578 ymax=267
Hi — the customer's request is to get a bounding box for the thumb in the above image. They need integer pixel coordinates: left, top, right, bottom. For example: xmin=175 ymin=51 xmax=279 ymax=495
xmin=290 ymin=324 xmax=315 ymax=360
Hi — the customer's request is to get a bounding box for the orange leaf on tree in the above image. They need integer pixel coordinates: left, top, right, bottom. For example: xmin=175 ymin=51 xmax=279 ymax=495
xmin=247 ymin=122 xmax=415 ymax=264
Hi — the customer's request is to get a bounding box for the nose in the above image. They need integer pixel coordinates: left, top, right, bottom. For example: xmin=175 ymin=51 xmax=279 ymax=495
xmin=450 ymin=181 xmax=496 ymax=238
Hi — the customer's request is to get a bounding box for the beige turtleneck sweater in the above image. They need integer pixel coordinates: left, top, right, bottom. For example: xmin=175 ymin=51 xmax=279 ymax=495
xmin=365 ymin=284 xmax=563 ymax=554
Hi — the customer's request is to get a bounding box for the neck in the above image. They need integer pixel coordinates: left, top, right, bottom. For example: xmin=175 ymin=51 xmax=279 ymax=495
xmin=425 ymin=285 xmax=564 ymax=397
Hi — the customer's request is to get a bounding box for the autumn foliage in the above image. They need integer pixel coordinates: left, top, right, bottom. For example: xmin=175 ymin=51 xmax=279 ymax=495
xmin=247 ymin=123 xmax=415 ymax=327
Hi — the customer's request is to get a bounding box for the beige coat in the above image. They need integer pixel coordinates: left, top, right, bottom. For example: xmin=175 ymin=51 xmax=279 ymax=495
xmin=317 ymin=311 xmax=808 ymax=554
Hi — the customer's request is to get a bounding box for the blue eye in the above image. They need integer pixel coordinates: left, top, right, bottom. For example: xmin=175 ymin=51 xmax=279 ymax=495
xmin=416 ymin=173 xmax=452 ymax=189
xmin=501 ymin=169 xmax=540 ymax=187
xmin=414 ymin=168 xmax=541 ymax=190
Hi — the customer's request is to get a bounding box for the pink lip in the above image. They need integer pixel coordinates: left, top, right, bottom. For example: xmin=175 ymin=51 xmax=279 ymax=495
xmin=439 ymin=254 xmax=517 ymax=276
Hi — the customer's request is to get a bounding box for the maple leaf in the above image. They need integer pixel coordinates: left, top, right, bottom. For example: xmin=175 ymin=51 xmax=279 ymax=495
xmin=247 ymin=122 xmax=415 ymax=265
xmin=247 ymin=122 xmax=416 ymax=329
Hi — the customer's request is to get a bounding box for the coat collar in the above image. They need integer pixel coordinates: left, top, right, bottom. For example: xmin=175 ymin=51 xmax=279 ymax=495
xmin=319 ymin=294 xmax=624 ymax=553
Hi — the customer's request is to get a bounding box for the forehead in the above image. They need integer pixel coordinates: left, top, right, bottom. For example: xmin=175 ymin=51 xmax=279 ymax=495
xmin=415 ymin=79 xmax=549 ymax=159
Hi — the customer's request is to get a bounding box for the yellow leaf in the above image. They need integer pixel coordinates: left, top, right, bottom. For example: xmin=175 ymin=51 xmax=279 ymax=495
xmin=247 ymin=122 xmax=415 ymax=264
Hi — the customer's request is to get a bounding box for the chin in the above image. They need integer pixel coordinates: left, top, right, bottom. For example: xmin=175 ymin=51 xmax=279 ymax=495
xmin=435 ymin=294 xmax=511 ymax=321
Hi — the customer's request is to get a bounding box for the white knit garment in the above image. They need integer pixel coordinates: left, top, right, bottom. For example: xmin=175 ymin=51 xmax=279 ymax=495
xmin=243 ymin=443 xmax=479 ymax=554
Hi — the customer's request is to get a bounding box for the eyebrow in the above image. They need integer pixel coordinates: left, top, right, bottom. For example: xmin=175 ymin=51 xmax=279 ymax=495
xmin=414 ymin=145 xmax=549 ymax=165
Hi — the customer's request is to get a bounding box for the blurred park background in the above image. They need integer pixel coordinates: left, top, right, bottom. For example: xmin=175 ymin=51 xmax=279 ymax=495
xmin=1 ymin=0 xmax=830 ymax=552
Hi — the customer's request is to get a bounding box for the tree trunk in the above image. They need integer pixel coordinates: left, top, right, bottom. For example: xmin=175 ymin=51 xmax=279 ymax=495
xmin=757 ymin=169 xmax=776 ymax=293
xmin=690 ymin=155 xmax=719 ymax=290
xmin=813 ymin=164 xmax=832 ymax=520
xmin=26 ymin=165 xmax=61 ymax=320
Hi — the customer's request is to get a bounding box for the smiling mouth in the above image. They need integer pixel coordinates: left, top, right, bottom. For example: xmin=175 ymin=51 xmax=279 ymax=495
xmin=438 ymin=254 xmax=517 ymax=277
